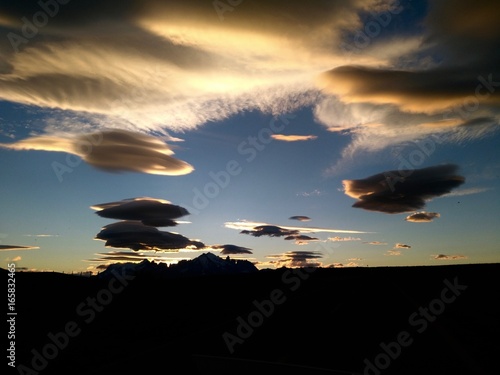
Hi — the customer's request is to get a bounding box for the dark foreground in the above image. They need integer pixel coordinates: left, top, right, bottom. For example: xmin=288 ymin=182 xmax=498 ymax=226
xmin=4 ymin=263 xmax=500 ymax=375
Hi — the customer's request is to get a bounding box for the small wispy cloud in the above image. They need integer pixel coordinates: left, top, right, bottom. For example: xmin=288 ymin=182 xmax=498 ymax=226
xmin=329 ymin=236 xmax=361 ymax=242
xmin=443 ymin=187 xmax=491 ymax=197
xmin=364 ymin=241 xmax=387 ymax=245
xmin=271 ymin=134 xmax=317 ymax=142
xmin=327 ymin=262 xmax=359 ymax=268
xmin=385 ymin=250 xmax=401 ymax=256
xmin=296 ymin=189 xmax=322 ymax=197
xmin=24 ymin=234 xmax=60 ymax=237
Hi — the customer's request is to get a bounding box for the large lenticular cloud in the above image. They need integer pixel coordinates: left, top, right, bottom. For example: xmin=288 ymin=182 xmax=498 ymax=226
xmin=343 ymin=164 xmax=465 ymax=214
xmin=92 ymin=197 xmax=190 ymax=226
xmin=1 ymin=129 xmax=194 ymax=175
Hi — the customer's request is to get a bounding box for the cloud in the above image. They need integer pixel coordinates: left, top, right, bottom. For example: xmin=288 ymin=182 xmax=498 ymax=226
xmin=271 ymin=134 xmax=318 ymax=142
xmin=329 ymin=236 xmax=361 ymax=242
xmin=94 ymin=221 xmax=205 ymax=251
xmin=296 ymin=190 xmax=322 ymax=197
xmin=240 ymin=225 xmax=299 ymax=238
xmin=225 ymin=220 xmax=368 ymax=234
xmin=318 ymin=65 xmax=500 ymax=114
xmin=284 ymin=234 xmax=320 ymax=245
xmin=347 ymin=258 xmax=362 ymax=261
xmin=0 ymin=0 xmax=392 ymax=131
xmin=0 ymin=245 xmax=39 ymax=251
xmin=1 ymin=129 xmax=193 ymax=175
xmin=405 ymin=212 xmax=441 ymax=222
xmin=267 ymin=251 xmax=323 ymax=268
xmin=443 ymin=187 xmax=492 ymax=197
xmin=23 ymin=234 xmax=59 ymax=237
xmin=12 ymin=256 xmax=22 ymax=261
xmin=364 ymin=241 xmax=387 ymax=246
xmin=433 ymin=254 xmax=468 ymax=260
xmin=289 ymin=216 xmax=311 ymax=222
xmin=312 ymin=0 xmax=500 ymax=171
xmin=327 ymin=261 xmax=359 ymax=268
xmin=210 ymin=244 xmax=253 ymax=255
xmin=394 ymin=243 xmax=411 ymax=249
xmin=343 ymin=164 xmax=465 ymax=214
xmin=385 ymin=250 xmax=401 ymax=256
xmin=92 ymin=197 xmax=189 ymax=226
xmin=87 ymin=250 xmax=187 ymax=267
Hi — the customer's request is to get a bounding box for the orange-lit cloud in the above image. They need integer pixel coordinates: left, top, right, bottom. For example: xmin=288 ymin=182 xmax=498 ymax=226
xmin=405 ymin=212 xmax=440 ymax=223
xmin=225 ymin=220 xmax=368 ymax=234
xmin=394 ymin=243 xmax=411 ymax=249
xmin=0 ymin=245 xmax=39 ymax=251
xmin=1 ymin=130 xmax=193 ymax=175
xmin=271 ymin=134 xmax=318 ymax=142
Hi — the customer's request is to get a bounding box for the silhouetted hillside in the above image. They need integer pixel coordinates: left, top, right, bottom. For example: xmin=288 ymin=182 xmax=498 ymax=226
xmin=5 ymin=263 xmax=500 ymax=375
xmin=99 ymin=252 xmax=258 ymax=279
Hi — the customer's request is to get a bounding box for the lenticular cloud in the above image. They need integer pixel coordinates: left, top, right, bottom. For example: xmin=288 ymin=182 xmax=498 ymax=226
xmin=343 ymin=164 xmax=465 ymax=214
xmin=1 ymin=129 xmax=194 ymax=176
xmin=91 ymin=197 xmax=190 ymax=227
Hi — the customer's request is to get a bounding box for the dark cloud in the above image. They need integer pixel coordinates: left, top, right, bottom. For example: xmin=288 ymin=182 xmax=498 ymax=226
xmin=240 ymin=225 xmax=299 ymax=238
xmin=0 ymin=245 xmax=39 ymax=251
xmin=433 ymin=254 xmax=468 ymax=260
xmin=212 ymin=244 xmax=253 ymax=255
xmin=394 ymin=243 xmax=411 ymax=249
xmin=1 ymin=130 xmax=194 ymax=176
xmin=95 ymin=221 xmax=204 ymax=251
xmin=320 ymin=65 xmax=500 ymax=114
xmin=319 ymin=0 xmax=500 ymax=114
xmin=289 ymin=216 xmax=311 ymax=222
xmin=267 ymin=250 xmax=323 ymax=268
xmin=405 ymin=212 xmax=441 ymax=223
xmin=92 ymin=197 xmax=189 ymax=226
xmin=284 ymin=234 xmax=319 ymax=245
xmin=343 ymin=164 xmax=465 ymax=214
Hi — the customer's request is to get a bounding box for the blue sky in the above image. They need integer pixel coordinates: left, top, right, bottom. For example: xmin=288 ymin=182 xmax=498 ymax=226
xmin=0 ymin=0 xmax=499 ymax=272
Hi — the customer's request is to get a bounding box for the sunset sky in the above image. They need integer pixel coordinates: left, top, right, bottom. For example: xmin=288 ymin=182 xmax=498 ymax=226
xmin=1 ymin=0 xmax=499 ymax=273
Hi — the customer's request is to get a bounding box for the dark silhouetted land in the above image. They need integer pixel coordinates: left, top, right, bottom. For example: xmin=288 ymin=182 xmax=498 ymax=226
xmin=4 ymin=261 xmax=500 ymax=375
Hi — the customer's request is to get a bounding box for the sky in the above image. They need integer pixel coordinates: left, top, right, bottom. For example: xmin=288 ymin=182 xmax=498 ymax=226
xmin=0 ymin=0 xmax=499 ymax=273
